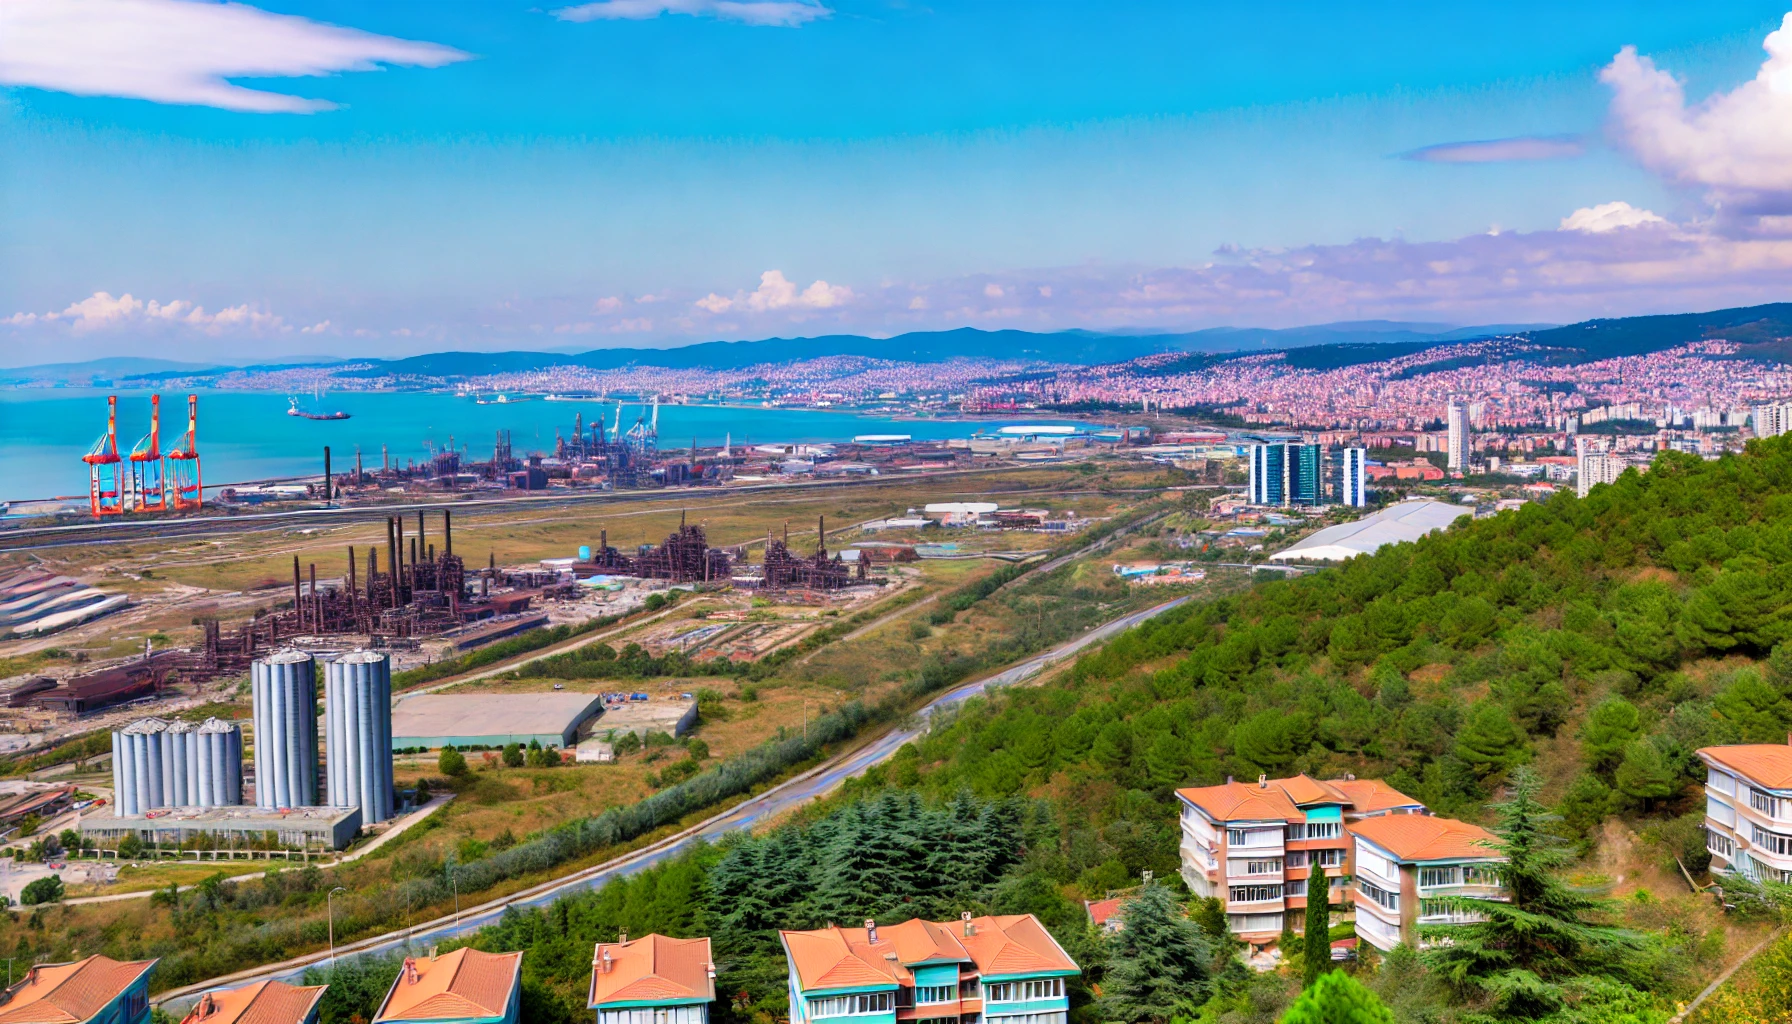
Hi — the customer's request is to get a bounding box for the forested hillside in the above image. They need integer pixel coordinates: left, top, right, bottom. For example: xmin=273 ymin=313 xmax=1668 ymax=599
xmin=328 ymin=438 xmax=1792 ymax=1024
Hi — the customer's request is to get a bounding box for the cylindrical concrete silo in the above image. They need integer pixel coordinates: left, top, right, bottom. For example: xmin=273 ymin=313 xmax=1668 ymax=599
xmin=111 ymin=726 xmax=133 ymax=816
xmin=252 ymin=650 xmax=319 ymax=809
xmin=326 ymin=650 xmax=394 ymax=823
xmin=121 ymin=718 xmax=169 ymax=813
xmin=165 ymin=720 xmax=196 ymax=806
xmin=193 ymin=717 xmax=242 ymax=806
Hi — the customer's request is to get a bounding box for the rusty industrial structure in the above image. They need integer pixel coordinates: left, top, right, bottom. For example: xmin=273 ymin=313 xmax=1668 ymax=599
xmin=759 ymin=516 xmax=864 ymax=591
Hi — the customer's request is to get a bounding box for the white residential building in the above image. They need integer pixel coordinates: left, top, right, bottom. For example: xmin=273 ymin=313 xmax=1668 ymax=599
xmin=1699 ymin=743 xmax=1792 ymax=883
xmin=1756 ymin=403 xmax=1792 ymax=439
xmin=1446 ymin=403 xmax=1471 ymax=472
xmin=1350 ymin=814 xmax=1504 ymax=952
xmin=1338 ymin=448 xmax=1368 ymax=507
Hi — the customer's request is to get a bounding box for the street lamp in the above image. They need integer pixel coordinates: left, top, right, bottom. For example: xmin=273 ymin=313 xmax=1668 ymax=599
xmin=327 ymin=887 xmax=347 ymax=969
xmin=451 ymin=867 xmax=461 ymax=936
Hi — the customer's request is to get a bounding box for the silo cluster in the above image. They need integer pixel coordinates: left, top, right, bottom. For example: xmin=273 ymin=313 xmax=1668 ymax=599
xmin=252 ymin=649 xmax=320 ymax=809
xmin=111 ymin=716 xmax=242 ymax=815
xmin=325 ymin=650 xmax=395 ymax=823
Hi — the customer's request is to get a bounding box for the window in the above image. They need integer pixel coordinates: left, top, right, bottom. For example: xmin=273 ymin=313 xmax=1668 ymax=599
xmin=959 ymin=979 xmax=982 ymax=999
xmin=1709 ymin=830 xmax=1735 ymax=858
xmin=1756 ymin=825 xmax=1792 ymax=856
xmin=1419 ymin=867 xmax=1460 ymax=888
xmin=1462 ymin=864 xmax=1500 ymax=886
xmin=1752 ymin=788 xmax=1782 ymax=817
xmin=125 ymin=991 xmax=147 ymax=1022
xmin=1228 ymin=828 xmax=1277 ymax=847
xmin=1244 ymin=859 xmax=1282 ymax=876
xmin=986 ymin=984 xmax=1015 ymax=1003
xmin=1357 ymin=878 xmax=1398 ymax=912
xmin=1020 ymin=980 xmax=1063 ymax=1001
xmin=1229 ymin=884 xmax=1283 ymax=903
xmin=1284 ymin=850 xmax=1307 ymax=868
xmin=1289 ymin=822 xmax=1341 ymax=841
xmin=1314 ymin=848 xmax=1346 ymax=868
xmin=602 ymin=1010 xmax=706 ymax=1024
xmin=1227 ymin=829 xmax=1247 ymax=845
xmin=916 ymin=987 xmax=955 ymax=1005
xmin=1419 ymin=899 xmax=1484 ymax=924
xmin=1708 ymin=768 xmax=1736 ymax=795
xmin=809 ymin=993 xmax=893 ymax=1017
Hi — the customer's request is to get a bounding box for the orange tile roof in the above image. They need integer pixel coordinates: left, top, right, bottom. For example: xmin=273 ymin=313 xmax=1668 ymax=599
xmin=1083 ymin=897 xmax=1130 ymax=928
xmin=781 ymin=915 xmax=1076 ymax=992
xmin=0 ymin=956 xmax=156 ymax=1024
xmin=959 ymin=916 xmax=1078 ymax=978
xmin=589 ymin=935 xmax=714 ymax=1008
xmin=1701 ymin=745 xmax=1792 ymax=789
xmin=1175 ymin=781 xmax=1303 ymax=823
xmin=1350 ymin=815 xmax=1499 ymax=862
xmin=181 ymin=981 xmax=326 ymax=1024
xmin=374 ymin=949 xmax=522 ymax=1023
xmin=1275 ymin=775 xmax=1347 ymax=806
xmin=1326 ymin=778 xmax=1424 ymax=814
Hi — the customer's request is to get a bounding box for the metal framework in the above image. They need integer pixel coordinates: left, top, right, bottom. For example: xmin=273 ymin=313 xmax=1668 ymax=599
xmin=84 ymin=395 xmax=125 ymax=517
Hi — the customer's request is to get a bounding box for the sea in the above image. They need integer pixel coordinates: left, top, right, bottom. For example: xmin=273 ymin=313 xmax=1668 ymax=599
xmin=0 ymin=389 xmax=1090 ymax=504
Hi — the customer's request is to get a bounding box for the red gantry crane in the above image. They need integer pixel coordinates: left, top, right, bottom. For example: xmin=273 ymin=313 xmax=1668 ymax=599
xmin=167 ymin=393 xmax=202 ymax=510
xmin=83 ymin=395 xmax=125 ymax=517
xmin=128 ymin=394 xmax=168 ymax=512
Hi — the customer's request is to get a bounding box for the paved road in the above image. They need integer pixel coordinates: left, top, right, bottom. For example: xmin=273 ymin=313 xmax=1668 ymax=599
xmin=152 ymin=594 xmax=1188 ymax=1011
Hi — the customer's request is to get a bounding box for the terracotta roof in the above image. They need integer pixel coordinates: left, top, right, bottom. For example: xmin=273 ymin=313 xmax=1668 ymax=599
xmin=1275 ymin=775 xmax=1347 ymax=806
xmin=1175 ymin=781 xmax=1302 ymax=823
xmin=1350 ymin=815 xmax=1499 ymax=862
xmin=1326 ymin=778 xmax=1424 ymax=814
xmin=1701 ymin=745 xmax=1792 ymax=789
xmin=780 ymin=926 xmax=903 ymax=992
xmin=0 ymin=956 xmax=156 ymax=1024
xmin=877 ymin=919 xmax=970 ymax=966
xmin=374 ymin=949 xmax=522 ymax=1023
xmin=588 ymin=935 xmax=714 ymax=1008
xmin=959 ymin=916 xmax=1078 ymax=978
xmin=1083 ymin=897 xmax=1130 ymax=928
xmin=180 ymin=981 xmax=326 ymax=1024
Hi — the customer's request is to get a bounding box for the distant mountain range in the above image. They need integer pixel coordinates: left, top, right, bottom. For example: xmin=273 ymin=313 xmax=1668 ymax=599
xmin=11 ymin=304 xmax=1791 ymax=385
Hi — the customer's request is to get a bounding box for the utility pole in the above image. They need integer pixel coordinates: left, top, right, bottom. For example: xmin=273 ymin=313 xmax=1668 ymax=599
xmin=327 ymin=886 xmax=347 ymax=969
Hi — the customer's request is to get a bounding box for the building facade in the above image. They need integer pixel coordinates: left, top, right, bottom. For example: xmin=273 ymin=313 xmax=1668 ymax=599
xmin=781 ymin=915 xmax=1078 ymax=1024
xmin=1335 ymin=448 xmax=1368 ymax=507
xmin=1247 ymin=443 xmax=1324 ymax=508
xmin=1697 ymin=743 xmax=1792 ymax=883
xmin=1349 ymin=814 xmax=1503 ymax=952
xmin=1446 ymin=403 xmax=1470 ymax=472
xmin=1755 ymin=402 xmax=1792 ymax=439
xmin=590 ymin=934 xmax=714 ymax=1024
xmin=0 ymin=955 xmax=157 ymax=1024
xmin=1176 ymin=774 xmax=1426 ymax=948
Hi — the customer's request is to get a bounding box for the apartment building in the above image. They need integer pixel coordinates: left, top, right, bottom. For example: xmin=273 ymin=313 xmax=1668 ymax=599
xmin=1175 ymin=774 xmax=1426 ymax=948
xmin=181 ymin=981 xmax=328 ymax=1024
xmin=1349 ymin=815 xmax=1502 ymax=951
xmin=0 ymin=956 xmax=157 ymax=1024
xmin=1698 ymin=742 xmax=1792 ymax=883
xmin=590 ymin=934 xmax=715 ymax=1024
xmin=780 ymin=914 xmax=1078 ymax=1024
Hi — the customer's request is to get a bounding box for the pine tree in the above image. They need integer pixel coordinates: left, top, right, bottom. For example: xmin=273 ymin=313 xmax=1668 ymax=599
xmin=1303 ymin=867 xmax=1331 ymax=988
xmin=1100 ymin=881 xmax=1213 ymax=1022
xmin=1421 ymin=765 xmax=1641 ymax=1018
xmin=1453 ymin=702 xmax=1524 ymax=776
xmin=1613 ymin=738 xmax=1676 ymax=810
xmin=1579 ymin=697 xmax=1641 ymax=775
xmin=1276 ymin=970 xmax=1395 ymax=1024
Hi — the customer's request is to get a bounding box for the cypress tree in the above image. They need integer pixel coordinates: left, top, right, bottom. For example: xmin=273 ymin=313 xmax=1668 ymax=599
xmin=1303 ymin=866 xmax=1330 ymax=988
xmin=1277 ymin=970 xmax=1396 ymax=1024
xmin=1099 ymin=881 xmax=1213 ymax=1022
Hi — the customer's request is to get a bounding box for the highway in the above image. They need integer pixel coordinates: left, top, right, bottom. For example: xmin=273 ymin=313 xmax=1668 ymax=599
xmin=152 ymin=593 xmax=1187 ymax=1011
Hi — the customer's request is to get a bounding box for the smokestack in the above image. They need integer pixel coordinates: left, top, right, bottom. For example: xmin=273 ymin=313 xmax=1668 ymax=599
xmin=293 ymin=556 xmax=303 ymax=625
xmin=865 ymin=919 xmax=878 ymax=944
xmin=444 ymin=510 xmax=453 ymax=556
xmin=323 ymin=446 xmax=332 ymax=503
xmin=310 ymin=563 xmax=318 ymax=628
xmin=961 ymin=912 xmax=974 ymax=936
xmin=418 ymin=510 xmax=425 ymax=558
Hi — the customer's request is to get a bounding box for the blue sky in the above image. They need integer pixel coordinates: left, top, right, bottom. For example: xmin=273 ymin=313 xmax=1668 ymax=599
xmin=5 ymin=0 xmax=1792 ymax=364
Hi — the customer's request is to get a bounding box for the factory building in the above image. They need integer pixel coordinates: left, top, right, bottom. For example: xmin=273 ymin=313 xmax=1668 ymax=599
xmin=111 ymin=717 xmax=243 ymax=816
xmin=391 ymin=692 xmax=603 ymax=750
xmin=252 ymin=651 xmax=320 ymax=809
xmin=325 ymin=650 xmax=395 ymax=824
xmin=79 ymin=804 xmax=361 ymax=854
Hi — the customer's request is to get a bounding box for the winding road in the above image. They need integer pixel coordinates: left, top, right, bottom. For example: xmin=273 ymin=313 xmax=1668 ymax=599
xmin=152 ymin=594 xmax=1187 ymax=1011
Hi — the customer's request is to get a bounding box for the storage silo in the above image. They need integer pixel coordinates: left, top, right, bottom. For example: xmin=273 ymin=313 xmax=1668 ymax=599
xmin=119 ymin=718 xmax=169 ymax=814
xmin=110 ymin=725 xmax=134 ymax=816
xmin=165 ymin=719 xmax=196 ymax=806
xmin=252 ymin=650 xmax=319 ymax=809
xmin=196 ymin=717 xmax=243 ymax=806
xmin=326 ymin=650 xmax=395 ymax=823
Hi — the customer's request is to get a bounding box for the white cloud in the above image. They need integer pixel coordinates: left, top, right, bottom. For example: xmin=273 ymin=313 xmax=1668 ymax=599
xmin=693 ymin=271 xmax=853 ymax=315
xmin=1602 ymin=15 xmax=1792 ymax=201
xmin=907 ymin=296 xmax=928 ymax=310
xmin=0 ymin=0 xmax=470 ymax=113
xmin=593 ymin=296 xmax=624 ymax=313
xmin=6 ymin=290 xmax=289 ymax=335
xmin=1401 ymin=135 xmax=1585 ymax=163
xmin=610 ymin=317 xmax=654 ymax=332
xmin=1559 ymin=201 xmax=1668 ymax=233
xmin=983 ymin=283 xmax=1005 ymax=298
xmin=1037 ymin=286 xmax=1053 ymax=298
xmin=554 ymin=0 xmax=829 ymax=28
xmin=301 ymin=320 xmax=333 ymax=334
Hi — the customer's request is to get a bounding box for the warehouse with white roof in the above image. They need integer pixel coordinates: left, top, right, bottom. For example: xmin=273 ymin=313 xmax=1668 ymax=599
xmin=1267 ymin=499 xmax=1468 ymax=563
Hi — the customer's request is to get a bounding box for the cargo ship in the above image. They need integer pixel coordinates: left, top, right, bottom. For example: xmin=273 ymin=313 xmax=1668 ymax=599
xmin=287 ymin=397 xmax=351 ymax=421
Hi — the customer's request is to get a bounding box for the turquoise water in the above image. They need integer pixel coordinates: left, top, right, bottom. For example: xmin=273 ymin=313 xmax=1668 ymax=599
xmin=0 ymin=389 xmax=1087 ymax=501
